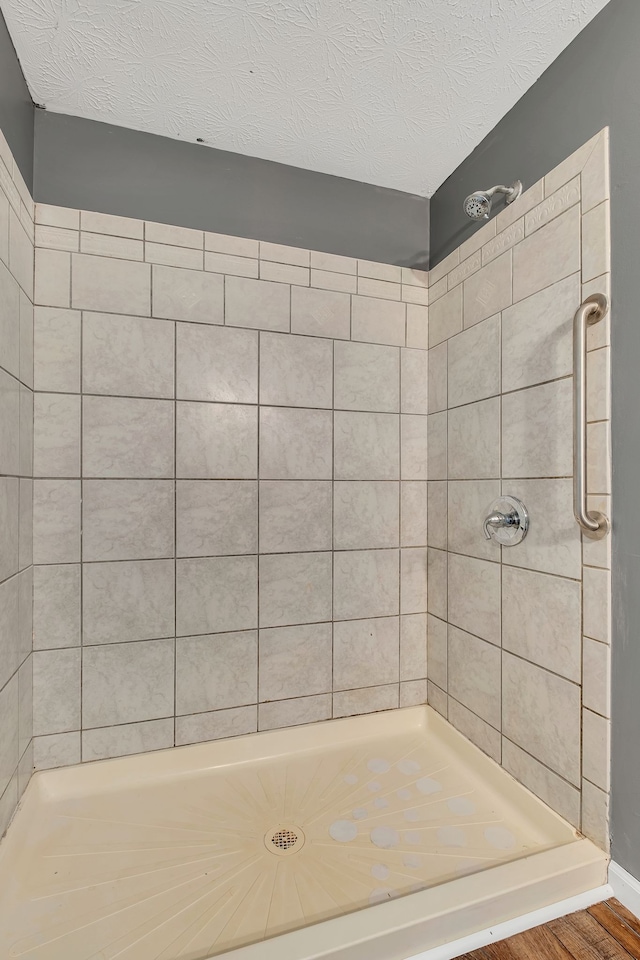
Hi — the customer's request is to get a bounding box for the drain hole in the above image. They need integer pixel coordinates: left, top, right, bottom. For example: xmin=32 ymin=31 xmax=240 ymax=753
xmin=271 ymin=828 xmax=298 ymax=850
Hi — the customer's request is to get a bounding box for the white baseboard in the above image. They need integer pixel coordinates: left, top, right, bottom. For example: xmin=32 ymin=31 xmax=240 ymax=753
xmin=405 ymin=884 xmax=612 ymax=960
xmin=609 ymin=861 xmax=640 ymax=917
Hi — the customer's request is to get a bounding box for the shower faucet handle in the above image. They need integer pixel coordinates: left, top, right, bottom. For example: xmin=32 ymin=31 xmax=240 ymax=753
xmin=482 ymin=496 xmax=529 ymax=546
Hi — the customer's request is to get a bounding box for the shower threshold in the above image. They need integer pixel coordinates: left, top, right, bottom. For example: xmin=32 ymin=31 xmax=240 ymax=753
xmin=0 ymin=706 xmax=606 ymax=960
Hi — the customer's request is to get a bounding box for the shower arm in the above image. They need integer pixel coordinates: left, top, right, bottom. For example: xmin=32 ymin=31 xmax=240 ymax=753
xmin=484 ymin=184 xmax=520 ymax=204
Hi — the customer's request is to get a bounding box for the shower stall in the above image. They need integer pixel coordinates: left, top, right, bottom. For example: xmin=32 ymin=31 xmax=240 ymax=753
xmin=0 ymin=127 xmax=612 ymax=959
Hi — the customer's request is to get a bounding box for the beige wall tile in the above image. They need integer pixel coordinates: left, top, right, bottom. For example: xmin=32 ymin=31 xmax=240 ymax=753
xmin=448 ymin=625 xmax=501 ymax=728
xmin=581 ymin=778 xmax=609 ymax=849
xmin=463 ymin=251 xmax=511 ymax=328
xmin=291 ymin=285 xmax=350 ymax=339
xmin=429 ymin=285 xmax=462 ymax=346
xmin=581 ymin=131 xmax=610 ymax=213
xmin=427 ymin=681 xmax=448 ymax=718
xmin=176 ymin=480 xmax=258 ymax=557
xmin=428 ymin=276 xmax=447 ymax=302
xmin=72 ymin=254 xmax=150 ymax=315
xmin=83 ymin=639 xmax=174 ymax=728
xmin=82 ymin=232 xmax=143 ymax=260
xmin=83 ymin=396 xmax=173 ymax=479
xmin=357 ymin=277 xmax=400 ymax=300
xmin=358 ymin=259 xmax=401 ymax=282
xmin=35 ymin=225 xmax=79 ymax=252
xmin=448 ymin=698 xmax=501 ymax=763
xmin=583 ymin=637 xmax=610 ymax=717
xmin=401 ymin=613 xmax=427 ymax=681
xmin=583 ymin=273 xmax=611 ymax=350
xmin=34 ymin=248 xmax=70 ymax=307
xmin=502 ymin=273 xmax=578 ymax=393
xmin=351 ymin=295 xmax=405 ymax=346
xmin=83 ymin=559 xmax=174 ymax=646
xmin=427 ymin=411 xmax=447 ymax=481
xmin=260 ymin=332 xmax=332 ymax=408
xmin=311 ymin=250 xmax=356 ymax=274
xmin=448 ymin=554 xmax=501 ymax=646
xmin=83 ymin=480 xmax=174 ymax=562
xmin=448 ymin=397 xmax=500 ymax=480
xmin=146 ymin=222 xmax=203 ymax=248
xmin=406 ymin=304 xmax=428 ymax=349
xmin=587 ymin=420 xmax=611 ymax=494
xmin=512 ymin=205 xmax=580 ymax=303
xmin=9 ymin=211 xmax=33 ymax=298
xmin=401 ymin=414 xmax=428 ymax=481
xmin=525 ymin=177 xmax=580 ymax=236
xmin=495 ymin=180 xmax=544 ymax=233
xmin=261 ymin=407 xmax=332 ymax=480
xmin=260 ymin=261 xmax=309 ymax=285
xmin=427 ymin=614 xmax=447 ymax=690
xmin=261 ymin=241 xmax=309 ymax=266
xmin=333 ymin=617 xmax=399 ymax=690
xmin=205 ymin=231 xmax=258 ymax=257
xmin=334 ymin=340 xmax=399 ymax=413
xmin=502 ymin=738 xmax=580 ymax=827
xmin=481 ymin=220 xmax=523 ymax=265
xmin=458 ymin=219 xmax=496 ymax=261
xmin=583 ymin=565 xmax=610 ymax=643
xmin=34 ymin=393 xmax=80 ymax=478
xmin=428 ymin=342 xmax=447 ymax=414
xmin=429 ymin=248 xmax=459 ymax=286
xmin=335 ymin=411 xmax=398 ymax=481
xmin=401 ymin=481 xmax=427 ymax=547
xmin=502 ymin=566 xmax=581 ymax=682
xmin=35 ymin=203 xmax=79 ymax=229
xmin=83 ymin=312 xmax=174 ymax=398
xmin=334 ymin=481 xmax=399 ymax=550
xmin=33 ymin=564 xmax=80 ymax=650
xmin=502 ymin=378 xmax=573 ymax=479
xmin=503 ymin=478 xmax=581 ymax=579
xmin=33 ymin=732 xmax=80 ymax=771
xmin=177 ymin=323 xmax=258 ymax=404
xmin=259 ymin=480 xmax=332 ymax=553
xmin=260 ymin=623 xmax=332 ymax=700
xmin=333 ymin=684 xmax=398 ymax=718
xmin=177 ymin=402 xmax=257 ymax=479
xmin=402 ymin=284 xmax=429 ymax=305
xmin=401 ymin=546 xmax=428 ymax=614
xmin=259 ymin=694 xmax=331 ymax=731
xmin=502 ymin=652 xmax=581 ymax=785
xmin=400 ymin=680 xmax=427 ymax=706
xmin=176 ymin=556 xmax=257 ymax=636
xmin=33 ymin=479 xmax=80 ymax=564
xmin=152 ymin=264 xmax=223 ymax=324
xmin=226 ymin=276 xmax=289 ymax=331
xmin=427 ymin=481 xmax=447 ymax=549
xmin=146 ymin=241 xmax=202 ymax=270
xmin=311 ymin=269 xmax=357 ymax=294
xmin=259 ymin=552 xmax=332 ymax=628
xmin=33 ymin=649 xmax=80 ymax=735
xmin=448 ymin=250 xmax=481 ymax=287
xmin=544 ymin=132 xmax=599 ymax=196
xmin=448 ymin=480 xmax=500 ymax=561
xmin=582 ymin=201 xmax=610 ymax=282
xmin=176 ymin=706 xmax=257 ymax=745
xmin=448 ymin=314 xmax=500 ymax=408
xmin=583 ymin=495 xmax=612 ymax=570
xmin=204 ymin=250 xmax=258 ymax=278
xmin=82 ymin=719 xmax=174 ymax=762
xmin=583 ymin=708 xmax=610 ymax=791
xmin=81 ymin=210 xmax=143 ymax=238
xmin=586 ymin=347 xmax=610 ymax=422
xmin=333 ymin=549 xmax=399 ymax=620
xmin=176 ymin=632 xmax=256 ymax=715
xmin=33 ymin=308 xmax=80 ymax=392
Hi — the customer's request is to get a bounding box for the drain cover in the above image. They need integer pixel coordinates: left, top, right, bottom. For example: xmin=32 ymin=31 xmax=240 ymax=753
xmin=264 ymin=825 xmax=305 ymax=857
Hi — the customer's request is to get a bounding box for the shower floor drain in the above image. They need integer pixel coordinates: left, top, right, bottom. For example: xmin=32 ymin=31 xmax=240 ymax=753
xmin=264 ymin=825 xmax=305 ymax=856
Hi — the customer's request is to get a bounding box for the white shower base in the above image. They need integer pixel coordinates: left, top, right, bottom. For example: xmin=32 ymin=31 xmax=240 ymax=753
xmin=0 ymin=706 xmax=606 ymax=960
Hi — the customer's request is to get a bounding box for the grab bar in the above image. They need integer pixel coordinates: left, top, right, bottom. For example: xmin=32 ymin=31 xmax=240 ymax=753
xmin=573 ymin=293 xmax=610 ymax=540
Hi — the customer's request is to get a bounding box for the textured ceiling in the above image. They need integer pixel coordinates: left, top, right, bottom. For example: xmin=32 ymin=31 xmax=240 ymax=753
xmin=2 ymin=0 xmax=610 ymax=196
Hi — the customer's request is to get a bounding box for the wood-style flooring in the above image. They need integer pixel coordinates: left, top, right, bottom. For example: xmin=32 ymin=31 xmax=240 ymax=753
xmin=459 ymin=900 xmax=640 ymax=960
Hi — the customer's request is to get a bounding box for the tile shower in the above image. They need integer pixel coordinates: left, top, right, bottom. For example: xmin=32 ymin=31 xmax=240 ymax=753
xmin=0 ymin=122 xmax=612 ymax=935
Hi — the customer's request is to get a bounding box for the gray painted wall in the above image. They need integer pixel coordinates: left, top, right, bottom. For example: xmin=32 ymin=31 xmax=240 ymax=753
xmin=33 ymin=111 xmax=429 ymax=266
xmin=430 ymin=0 xmax=639 ymax=881
xmin=0 ymin=8 xmax=33 ymax=188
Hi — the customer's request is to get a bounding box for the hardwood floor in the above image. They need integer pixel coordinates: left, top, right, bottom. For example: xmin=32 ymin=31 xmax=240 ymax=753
xmin=458 ymin=900 xmax=640 ymax=960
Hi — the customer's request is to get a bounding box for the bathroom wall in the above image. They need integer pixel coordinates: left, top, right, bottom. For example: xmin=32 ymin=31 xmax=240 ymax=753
xmin=426 ymin=131 xmax=611 ymax=848
xmin=31 ymin=207 xmax=429 ymax=767
xmin=0 ymin=125 xmax=34 ymax=835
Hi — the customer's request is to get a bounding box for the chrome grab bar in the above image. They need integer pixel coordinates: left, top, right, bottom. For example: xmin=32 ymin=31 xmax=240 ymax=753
xmin=573 ymin=293 xmax=610 ymax=540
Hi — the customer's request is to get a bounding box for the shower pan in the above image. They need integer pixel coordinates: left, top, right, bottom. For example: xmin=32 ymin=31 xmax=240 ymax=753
xmin=0 ymin=707 xmax=606 ymax=960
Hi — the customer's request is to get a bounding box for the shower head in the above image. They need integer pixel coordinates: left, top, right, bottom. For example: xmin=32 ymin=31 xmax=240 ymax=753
xmin=463 ymin=180 xmax=522 ymax=221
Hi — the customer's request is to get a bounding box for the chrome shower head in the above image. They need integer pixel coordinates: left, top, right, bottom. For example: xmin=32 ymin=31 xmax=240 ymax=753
xmin=463 ymin=180 xmax=522 ymax=221
xmin=463 ymin=191 xmax=492 ymax=220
